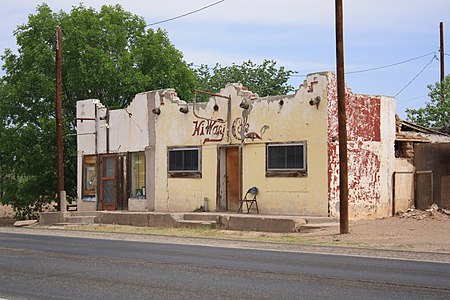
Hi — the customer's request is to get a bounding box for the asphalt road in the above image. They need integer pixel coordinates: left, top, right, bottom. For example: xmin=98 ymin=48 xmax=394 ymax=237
xmin=0 ymin=232 xmax=449 ymax=300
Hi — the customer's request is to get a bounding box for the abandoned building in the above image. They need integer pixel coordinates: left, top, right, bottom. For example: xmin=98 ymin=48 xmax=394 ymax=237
xmin=75 ymin=71 xmax=447 ymax=219
xmin=394 ymin=118 xmax=450 ymax=212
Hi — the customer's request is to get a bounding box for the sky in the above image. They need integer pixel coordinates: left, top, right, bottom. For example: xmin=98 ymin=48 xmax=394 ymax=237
xmin=0 ymin=0 xmax=449 ymax=119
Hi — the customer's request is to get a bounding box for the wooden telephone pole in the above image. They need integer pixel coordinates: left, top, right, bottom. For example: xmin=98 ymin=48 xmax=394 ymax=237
xmin=55 ymin=26 xmax=65 ymax=210
xmin=335 ymin=0 xmax=349 ymax=234
xmin=440 ymin=22 xmax=445 ymax=83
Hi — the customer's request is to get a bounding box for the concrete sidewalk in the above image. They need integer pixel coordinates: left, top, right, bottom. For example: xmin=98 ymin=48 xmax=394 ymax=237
xmin=39 ymin=211 xmax=339 ymax=233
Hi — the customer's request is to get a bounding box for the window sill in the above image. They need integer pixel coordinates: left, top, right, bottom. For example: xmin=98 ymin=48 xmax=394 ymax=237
xmin=266 ymin=170 xmax=307 ymax=177
xmin=168 ymin=172 xmax=202 ymax=178
xmin=129 ymin=196 xmax=146 ymax=200
xmin=82 ymin=197 xmax=96 ymax=202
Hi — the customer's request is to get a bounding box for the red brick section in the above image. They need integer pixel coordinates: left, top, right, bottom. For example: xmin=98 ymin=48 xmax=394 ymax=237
xmin=327 ymin=73 xmax=382 ymax=218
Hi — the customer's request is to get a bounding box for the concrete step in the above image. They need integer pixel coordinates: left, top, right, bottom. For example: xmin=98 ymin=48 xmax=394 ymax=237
xmin=174 ymin=219 xmax=217 ymax=229
xmin=303 ymin=217 xmax=339 ymax=224
xmin=298 ymin=222 xmax=339 ymax=233
xmin=182 ymin=213 xmax=219 ymax=222
xmin=64 ymin=216 xmax=96 ymax=225
xmin=70 ymin=211 xmax=102 ymax=217
xmin=53 ymin=223 xmax=88 ymax=226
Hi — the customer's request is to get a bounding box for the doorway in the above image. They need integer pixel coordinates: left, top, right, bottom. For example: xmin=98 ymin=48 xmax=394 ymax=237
xmin=218 ymin=147 xmax=240 ymax=212
xmin=99 ymin=154 xmax=117 ymax=210
xmin=415 ymin=143 xmax=450 ymax=210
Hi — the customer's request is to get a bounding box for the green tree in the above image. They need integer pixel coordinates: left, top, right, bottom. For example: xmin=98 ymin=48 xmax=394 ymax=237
xmin=195 ymin=60 xmax=296 ymax=98
xmin=0 ymin=4 xmax=196 ymax=218
xmin=406 ymin=75 xmax=450 ymax=127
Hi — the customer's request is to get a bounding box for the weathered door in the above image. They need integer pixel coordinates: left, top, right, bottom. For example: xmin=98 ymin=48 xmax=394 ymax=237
xmin=415 ymin=143 xmax=450 ymax=210
xmin=99 ymin=154 xmax=117 ymax=210
xmin=226 ymin=147 xmax=240 ymax=212
xmin=415 ymin=171 xmax=433 ymax=210
xmin=393 ymin=171 xmax=414 ymax=213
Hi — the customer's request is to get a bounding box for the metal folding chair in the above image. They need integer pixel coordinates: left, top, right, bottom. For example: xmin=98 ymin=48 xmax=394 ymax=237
xmin=237 ymin=187 xmax=259 ymax=214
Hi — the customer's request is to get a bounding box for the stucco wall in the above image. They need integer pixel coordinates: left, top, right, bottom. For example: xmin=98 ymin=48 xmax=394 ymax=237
xmin=76 ymin=95 xmax=150 ymax=210
xmin=76 ymin=72 xmax=395 ymax=218
xmin=239 ymin=74 xmax=329 ymax=216
xmin=76 ymin=100 xmax=97 ymax=210
xmin=148 ymin=74 xmax=329 ymax=216
xmin=149 ymin=89 xmax=226 ymax=212
xmin=327 ymin=74 xmax=396 ymax=219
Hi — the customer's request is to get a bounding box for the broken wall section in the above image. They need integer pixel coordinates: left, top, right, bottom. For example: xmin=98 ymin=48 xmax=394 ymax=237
xmin=327 ymin=73 xmax=396 ymax=219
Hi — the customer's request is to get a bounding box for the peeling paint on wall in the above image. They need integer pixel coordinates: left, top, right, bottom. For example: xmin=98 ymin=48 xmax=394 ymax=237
xmin=77 ymin=72 xmax=394 ymax=219
xmin=327 ymin=73 xmax=392 ymax=219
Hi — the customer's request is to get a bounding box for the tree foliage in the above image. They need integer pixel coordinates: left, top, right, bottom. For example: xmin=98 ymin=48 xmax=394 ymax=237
xmin=195 ymin=60 xmax=296 ymax=98
xmin=406 ymin=75 xmax=450 ymax=127
xmin=0 ymin=4 xmax=196 ymax=218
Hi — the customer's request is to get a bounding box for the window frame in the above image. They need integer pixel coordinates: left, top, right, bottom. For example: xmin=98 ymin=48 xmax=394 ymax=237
xmin=82 ymin=155 xmax=97 ymax=200
xmin=167 ymin=147 xmax=202 ymax=178
xmin=266 ymin=142 xmax=307 ymax=177
xmin=130 ymin=152 xmax=146 ymax=198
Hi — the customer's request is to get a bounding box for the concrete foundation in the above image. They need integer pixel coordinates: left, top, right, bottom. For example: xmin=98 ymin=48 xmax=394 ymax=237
xmin=39 ymin=212 xmax=69 ymax=225
xmin=39 ymin=211 xmax=338 ymax=233
xmin=96 ymin=212 xmax=150 ymax=227
xmin=224 ymin=215 xmax=296 ymax=232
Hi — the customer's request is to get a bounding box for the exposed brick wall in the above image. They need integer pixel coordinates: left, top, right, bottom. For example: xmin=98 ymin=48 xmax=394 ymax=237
xmin=327 ymin=73 xmax=384 ymax=219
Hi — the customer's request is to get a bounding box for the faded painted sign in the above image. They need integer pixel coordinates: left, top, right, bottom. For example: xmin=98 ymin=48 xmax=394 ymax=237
xmin=192 ymin=119 xmax=226 ymax=144
xmin=232 ymin=114 xmax=269 ymax=141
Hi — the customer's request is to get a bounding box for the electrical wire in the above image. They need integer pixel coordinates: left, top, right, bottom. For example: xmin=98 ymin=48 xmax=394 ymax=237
xmin=394 ymin=54 xmax=437 ymax=98
xmin=192 ymin=51 xmax=439 ymax=94
xmin=396 ymin=95 xmax=428 ymax=104
xmin=245 ymin=52 xmax=438 ymax=78
xmin=147 ymin=0 xmax=225 ymax=27
xmin=346 ymin=52 xmax=436 ymax=74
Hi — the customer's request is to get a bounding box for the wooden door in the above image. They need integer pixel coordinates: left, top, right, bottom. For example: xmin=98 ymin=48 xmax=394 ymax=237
xmin=99 ymin=154 xmax=117 ymax=210
xmin=226 ymin=147 xmax=240 ymax=211
xmin=415 ymin=171 xmax=433 ymax=210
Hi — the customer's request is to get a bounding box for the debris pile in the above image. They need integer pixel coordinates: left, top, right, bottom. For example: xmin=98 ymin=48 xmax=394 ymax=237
xmin=397 ymin=204 xmax=450 ymax=220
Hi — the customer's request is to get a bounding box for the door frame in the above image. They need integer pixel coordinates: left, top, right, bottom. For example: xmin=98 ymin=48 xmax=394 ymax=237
xmin=217 ymin=145 xmax=242 ymax=212
xmin=99 ymin=153 xmax=117 ymax=211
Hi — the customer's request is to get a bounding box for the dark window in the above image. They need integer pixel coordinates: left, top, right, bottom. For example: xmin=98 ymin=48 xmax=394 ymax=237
xmin=266 ymin=143 xmax=306 ymax=177
xmin=168 ymin=148 xmax=201 ymax=177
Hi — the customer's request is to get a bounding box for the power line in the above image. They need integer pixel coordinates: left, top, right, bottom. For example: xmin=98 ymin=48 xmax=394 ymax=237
xmin=280 ymin=52 xmax=438 ymax=77
xmin=147 ymin=0 xmax=225 ymax=27
xmin=191 ymin=51 xmax=438 ymax=85
xmin=346 ymin=52 xmax=436 ymax=74
xmin=394 ymin=54 xmax=437 ymax=98
xmin=396 ymin=95 xmax=428 ymax=104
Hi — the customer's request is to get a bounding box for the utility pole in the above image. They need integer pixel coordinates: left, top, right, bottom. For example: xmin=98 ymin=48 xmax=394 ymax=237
xmin=55 ymin=26 xmax=65 ymax=211
xmin=440 ymin=22 xmax=445 ymax=83
xmin=335 ymin=0 xmax=349 ymax=234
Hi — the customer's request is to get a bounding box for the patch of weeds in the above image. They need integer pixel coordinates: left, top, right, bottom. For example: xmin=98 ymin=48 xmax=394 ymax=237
xmin=393 ymin=244 xmax=415 ymax=249
xmin=277 ymin=235 xmax=317 ymax=244
xmin=337 ymin=241 xmax=387 ymax=249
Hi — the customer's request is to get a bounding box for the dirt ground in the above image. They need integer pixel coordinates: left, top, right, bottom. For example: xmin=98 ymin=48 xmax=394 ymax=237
xmin=1 ymin=204 xmax=449 ymax=254
xmin=297 ymin=210 xmax=450 ymax=253
xmin=208 ymin=207 xmax=450 ymax=254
